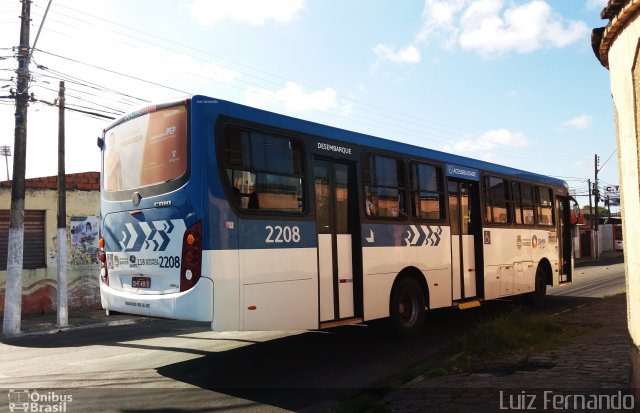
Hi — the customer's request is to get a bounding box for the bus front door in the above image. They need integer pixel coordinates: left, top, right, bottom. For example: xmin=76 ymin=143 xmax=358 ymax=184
xmin=314 ymin=159 xmax=361 ymax=325
xmin=557 ymin=196 xmax=573 ymax=283
xmin=448 ymin=180 xmax=482 ymax=300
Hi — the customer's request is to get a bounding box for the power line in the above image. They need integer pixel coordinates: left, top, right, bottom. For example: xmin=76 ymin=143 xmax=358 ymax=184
xmin=598 ymin=148 xmax=617 ymax=172
xmin=31 ymin=2 xmax=480 ymax=137
xmin=31 ymin=65 xmax=149 ymax=104
xmin=33 ymin=97 xmax=115 ymax=120
xmin=34 ymin=49 xmax=192 ymax=96
xmin=13 ymin=1 xmax=606 ymax=174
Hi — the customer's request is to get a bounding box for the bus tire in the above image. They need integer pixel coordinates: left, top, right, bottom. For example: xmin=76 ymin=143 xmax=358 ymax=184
xmin=389 ymin=277 xmax=426 ymax=337
xmin=526 ymin=265 xmax=547 ymax=306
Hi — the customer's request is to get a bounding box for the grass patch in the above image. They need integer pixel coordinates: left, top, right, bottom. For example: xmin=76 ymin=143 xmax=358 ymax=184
xmin=334 ymin=307 xmax=593 ymax=413
xmin=398 ymin=308 xmax=587 ymax=381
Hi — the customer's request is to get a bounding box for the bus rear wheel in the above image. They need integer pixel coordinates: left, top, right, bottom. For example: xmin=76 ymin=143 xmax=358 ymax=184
xmin=390 ymin=277 xmax=426 ymax=337
xmin=526 ymin=265 xmax=547 ymax=306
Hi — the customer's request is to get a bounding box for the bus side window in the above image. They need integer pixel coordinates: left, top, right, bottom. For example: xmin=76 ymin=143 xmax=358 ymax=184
xmin=222 ymin=126 xmax=305 ymax=213
xmin=248 ymin=191 xmax=260 ymax=209
xmin=409 ymin=161 xmax=444 ymax=220
xmin=512 ymin=181 xmax=534 ymax=225
xmin=483 ymin=175 xmax=510 ymax=224
xmin=362 ymin=154 xmax=406 ymax=219
xmin=536 ymin=186 xmax=554 ymax=226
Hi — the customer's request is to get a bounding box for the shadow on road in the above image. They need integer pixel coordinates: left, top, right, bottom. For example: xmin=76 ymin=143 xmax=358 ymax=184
xmin=2 ymin=295 xmax=598 ymax=411
xmin=1 ymin=318 xmax=215 ymax=348
xmin=154 ymin=297 xmax=594 ymax=411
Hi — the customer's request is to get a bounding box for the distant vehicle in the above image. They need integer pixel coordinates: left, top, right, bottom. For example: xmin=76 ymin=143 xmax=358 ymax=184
xmin=614 ymin=224 xmax=624 ymax=251
xmin=97 ymin=96 xmax=576 ymax=335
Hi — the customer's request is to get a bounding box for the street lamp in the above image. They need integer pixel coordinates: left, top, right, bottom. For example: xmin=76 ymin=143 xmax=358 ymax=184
xmin=0 ymin=145 xmax=11 ymax=181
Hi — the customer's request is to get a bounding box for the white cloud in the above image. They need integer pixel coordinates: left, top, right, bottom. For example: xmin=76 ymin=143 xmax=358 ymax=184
xmin=443 ymin=128 xmax=529 ymax=159
xmin=417 ymin=0 xmax=589 ymax=58
xmin=415 ymin=0 xmax=466 ymax=44
xmin=188 ymin=0 xmax=304 ymax=26
xmin=245 ymin=82 xmax=338 ymax=112
xmin=372 ymin=44 xmax=422 ymax=64
xmin=562 ymin=114 xmax=592 ymax=130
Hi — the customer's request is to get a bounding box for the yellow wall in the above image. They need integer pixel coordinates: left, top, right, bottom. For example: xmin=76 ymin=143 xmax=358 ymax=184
xmin=0 ymin=188 xmax=100 ymax=314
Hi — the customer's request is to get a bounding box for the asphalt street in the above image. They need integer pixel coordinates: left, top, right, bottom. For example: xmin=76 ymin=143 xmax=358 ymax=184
xmin=0 ymin=258 xmax=624 ymax=412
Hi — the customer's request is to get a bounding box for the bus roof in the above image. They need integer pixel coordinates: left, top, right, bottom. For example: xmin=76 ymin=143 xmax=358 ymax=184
xmin=200 ymin=95 xmax=567 ymax=189
xmin=106 ymin=95 xmax=566 ymax=189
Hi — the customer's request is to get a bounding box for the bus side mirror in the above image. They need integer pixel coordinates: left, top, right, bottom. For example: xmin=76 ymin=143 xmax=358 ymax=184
xmin=97 ymin=137 xmax=104 ymax=150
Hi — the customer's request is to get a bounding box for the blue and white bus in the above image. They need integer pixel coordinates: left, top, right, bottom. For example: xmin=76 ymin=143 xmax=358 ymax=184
xmin=98 ymin=96 xmax=575 ymax=335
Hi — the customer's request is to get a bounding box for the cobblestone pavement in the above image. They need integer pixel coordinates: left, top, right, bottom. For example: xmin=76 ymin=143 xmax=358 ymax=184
xmin=380 ymin=294 xmax=636 ymax=412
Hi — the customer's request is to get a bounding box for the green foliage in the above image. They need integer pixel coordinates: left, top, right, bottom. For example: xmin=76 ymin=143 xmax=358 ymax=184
xmin=334 ymin=308 xmax=591 ymax=413
xmin=461 ymin=308 xmax=563 ymax=357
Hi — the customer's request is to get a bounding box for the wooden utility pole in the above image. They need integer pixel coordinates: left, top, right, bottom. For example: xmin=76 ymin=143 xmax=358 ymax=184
xmin=56 ymin=81 xmax=68 ymax=327
xmin=3 ymin=0 xmax=31 ymax=336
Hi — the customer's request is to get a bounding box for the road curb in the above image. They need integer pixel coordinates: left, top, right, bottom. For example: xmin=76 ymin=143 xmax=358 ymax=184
xmin=1 ymin=316 xmax=148 ymax=340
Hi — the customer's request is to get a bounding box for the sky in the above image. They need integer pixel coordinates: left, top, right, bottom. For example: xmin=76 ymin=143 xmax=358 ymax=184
xmin=0 ymin=0 xmax=619 ymax=209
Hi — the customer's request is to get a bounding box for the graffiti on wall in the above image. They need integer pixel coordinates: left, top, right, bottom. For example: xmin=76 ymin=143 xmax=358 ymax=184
xmin=69 ymin=216 xmax=99 ymax=265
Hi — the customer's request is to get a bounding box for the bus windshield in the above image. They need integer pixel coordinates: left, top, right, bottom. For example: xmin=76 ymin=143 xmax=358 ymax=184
xmin=103 ymin=105 xmax=188 ymax=192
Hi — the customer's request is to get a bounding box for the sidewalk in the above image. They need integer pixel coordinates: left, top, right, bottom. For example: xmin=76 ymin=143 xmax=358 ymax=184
xmin=0 ymin=309 xmax=145 ymax=339
xmin=379 ymin=293 xmax=634 ymax=412
xmin=575 ymin=250 xmax=624 ymax=267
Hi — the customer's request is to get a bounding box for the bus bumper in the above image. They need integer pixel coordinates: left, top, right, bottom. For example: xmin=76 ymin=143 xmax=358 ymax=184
xmin=100 ymin=277 xmax=213 ymax=322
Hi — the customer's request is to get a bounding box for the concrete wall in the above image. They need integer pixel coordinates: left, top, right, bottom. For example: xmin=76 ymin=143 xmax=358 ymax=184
xmin=594 ymin=0 xmax=640 ymax=396
xmin=0 ymin=173 xmax=100 ymax=315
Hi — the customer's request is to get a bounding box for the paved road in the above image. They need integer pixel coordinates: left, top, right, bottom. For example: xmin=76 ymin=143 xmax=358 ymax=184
xmin=550 ymin=258 xmax=625 ymax=298
xmin=0 ymin=259 xmax=623 ymax=412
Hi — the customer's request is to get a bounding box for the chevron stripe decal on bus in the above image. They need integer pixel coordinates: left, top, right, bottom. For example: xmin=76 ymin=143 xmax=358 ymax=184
xmin=119 ymin=219 xmax=182 ymax=252
xmin=404 ymin=225 xmax=442 ymax=246
xmin=361 ymin=224 xmax=444 ymax=247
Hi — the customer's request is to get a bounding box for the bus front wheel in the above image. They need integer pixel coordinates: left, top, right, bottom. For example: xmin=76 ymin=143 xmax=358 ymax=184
xmin=390 ymin=277 xmax=426 ymax=337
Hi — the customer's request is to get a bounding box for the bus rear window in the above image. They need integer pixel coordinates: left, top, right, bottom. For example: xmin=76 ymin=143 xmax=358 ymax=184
xmin=103 ymin=105 xmax=188 ymax=192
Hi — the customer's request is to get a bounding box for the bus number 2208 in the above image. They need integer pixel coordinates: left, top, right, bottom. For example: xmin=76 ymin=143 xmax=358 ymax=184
xmin=265 ymin=225 xmax=301 ymax=243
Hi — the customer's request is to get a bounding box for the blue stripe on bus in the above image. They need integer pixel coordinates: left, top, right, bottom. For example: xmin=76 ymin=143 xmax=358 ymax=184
xmin=361 ymin=223 xmax=444 ymax=247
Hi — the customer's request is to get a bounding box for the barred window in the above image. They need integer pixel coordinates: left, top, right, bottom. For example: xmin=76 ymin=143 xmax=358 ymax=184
xmin=0 ymin=210 xmax=46 ymax=270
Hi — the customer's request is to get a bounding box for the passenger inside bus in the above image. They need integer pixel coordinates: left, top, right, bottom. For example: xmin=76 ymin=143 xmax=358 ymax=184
xmin=248 ymin=191 xmax=260 ymax=209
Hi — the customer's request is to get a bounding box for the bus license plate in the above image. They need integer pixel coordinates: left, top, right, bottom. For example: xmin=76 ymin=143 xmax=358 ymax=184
xmin=132 ymin=277 xmax=151 ymax=289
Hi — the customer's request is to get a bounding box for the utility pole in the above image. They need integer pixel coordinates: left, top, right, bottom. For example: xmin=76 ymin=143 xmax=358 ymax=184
xmin=0 ymin=145 xmax=11 ymax=181
xmin=3 ymin=0 xmax=31 ymax=336
xmin=56 ymin=81 xmax=68 ymax=327
xmin=587 ymin=179 xmax=595 ymax=229
xmin=594 ymin=154 xmax=600 ymax=259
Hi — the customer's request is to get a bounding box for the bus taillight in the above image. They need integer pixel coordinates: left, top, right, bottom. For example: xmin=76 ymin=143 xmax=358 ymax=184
xmin=180 ymin=222 xmax=202 ymax=291
xmin=98 ymin=236 xmax=109 ymax=286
